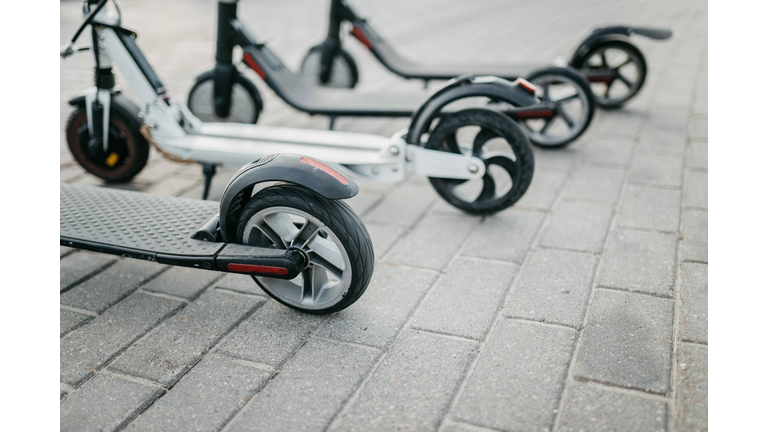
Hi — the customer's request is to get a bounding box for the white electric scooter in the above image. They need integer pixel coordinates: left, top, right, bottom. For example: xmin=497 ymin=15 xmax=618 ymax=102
xmin=61 ymin=0 xmax=540 ymax=215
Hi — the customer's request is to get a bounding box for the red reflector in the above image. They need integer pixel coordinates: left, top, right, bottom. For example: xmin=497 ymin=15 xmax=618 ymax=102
xmin=227 ymin=263 xmax=289 ymax=275
xmin=515 ymin=78 xmax=538 ymax=94
xmin=243 ymin=52 xmax=267 ymax=80
xmin=351 ymin=26 xmax=373 ymax=49
xmin=300 ymin=157 xmax=349 ymax=185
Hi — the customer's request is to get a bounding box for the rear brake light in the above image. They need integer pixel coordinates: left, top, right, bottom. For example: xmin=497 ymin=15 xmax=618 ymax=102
xmin=227 ymin=263 xmax=289 ymax=275
xmin=351 ymin=26 xmax=373 ymax=49
xmin=515 ymin=78 xmax=538 ymax=94
xmin=300 ymin=157 xmax=349 ymax=185
xmin=243 ymin=52 xmax=267 ymax=80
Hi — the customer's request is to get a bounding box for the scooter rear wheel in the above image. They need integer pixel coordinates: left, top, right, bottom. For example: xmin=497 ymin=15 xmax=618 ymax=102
xmin=187 ymin=70 xmax=263 ymax=123
xmin=236 ymin=185 xmax=374 ymax=314
xmin=573 ymin=40 xmax=647 ymax=109
xmin=65 ymin=95 xmax=150 ymax=182
xmin=426 ymin=108 xmax=534 ymax=215
xmin=299 ymin=44 xmax=359 ymax=88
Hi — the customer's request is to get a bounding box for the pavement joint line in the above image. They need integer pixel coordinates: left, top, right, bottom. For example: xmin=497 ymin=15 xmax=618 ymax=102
xmin=536 ymin=244 xmax=603 ymax=256
xmin=102 ymin=369 xmax=168 ymax=391
xmin=59 ymin=247 xmax=77 ymax=259
xmin=613 ymin=225 xmax=683 ymax=236
xmin=638 ymin=149 xmax=687 ymax=157
xmin=60 ymin=382 xmax=75 ymax=393
xmin=439 ymin=419 xmax=505 ymax=432
xmin=687 ymin=167 xmax=708 ymax=173
xmin=680 ymin=338 xmax=708 ymax=346
xmin=406 ymin=327 xmax=483 ymax=343
xmin=376 ymin=261 xmax=443 ymax=275
xmin=560 ymin=197 xmax=621 ymax=206
xmin=60 ymin=304 xmax=98 ymax=317
xmin=626 ymin=181 xmax=683 ymax=190
xmin=136 ymin=289 xmax=191 ymax=304
xmin=456 ymin=255 xmax=523 ymax=267
xmin=596 ymin=285 xmax=676 ymax=301
xmin=213 ymin=286 xmax=269 ymax=300
xmin=503 ymin=316 xmax=582 ymax=332
xmin=308 ymin=335 xmax=384 ymax=354
xmin=209 ymin=353 xmax=276 ymax=372
xmin=60 ymin=257 xmax=119 ymax=294
xmin=580 ymin=379 xmax=673 ymax=403
xmin=574 ymin=373 xmax=672 ymax=398
xmin=682 ymin=259 xmax=708 ymax=264
xmin=506 ymin=205 xmax=549 ymax=214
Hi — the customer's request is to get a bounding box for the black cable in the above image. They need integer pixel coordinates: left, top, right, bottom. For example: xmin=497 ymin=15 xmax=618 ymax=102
xmin=70 ymin=0 xmax=108 ymax=44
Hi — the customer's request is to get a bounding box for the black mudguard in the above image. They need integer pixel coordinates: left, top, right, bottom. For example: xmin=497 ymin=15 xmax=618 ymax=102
xmin=570 ymin=26 xmax=672 ymax=66
xmin=218 ymin=153 xmax=359 ymax=242
xmin=405 ymin=75 xmax=539 ymax=144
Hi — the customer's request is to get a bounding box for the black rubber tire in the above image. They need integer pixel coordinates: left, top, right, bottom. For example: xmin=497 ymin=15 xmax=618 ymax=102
xmin=572 ymin=40 xmax=647 ymax=109
xmin=300 ymin=44 xmax=359 ymax=89
xmin=426 ymin=108 xmax=535 ymax=215
xmin=523 ymin=66 xmax=596 ymax=148
xmin=236 ymin=184 xmax=374 ymax=314
xmin=187 ymin=70 xmax=263 ymax=124
xmin=65 ymin=95 xmax=150 ymax=182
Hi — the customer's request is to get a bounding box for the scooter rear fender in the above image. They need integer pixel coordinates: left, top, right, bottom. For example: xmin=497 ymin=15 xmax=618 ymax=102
xmin=570 ymin=26 xmax=672 ymax=66
xmin=218 ymin=153 xmax=359 ymax=243
xmin=405 ymin=75 xmax=540 ymax=145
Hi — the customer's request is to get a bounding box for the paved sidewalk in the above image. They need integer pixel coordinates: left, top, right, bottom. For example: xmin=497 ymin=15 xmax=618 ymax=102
xmin=60 ymin=0 xmax=707 ymax=430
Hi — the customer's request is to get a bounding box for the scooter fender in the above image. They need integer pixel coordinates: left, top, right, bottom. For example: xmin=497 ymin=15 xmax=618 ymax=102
xmin=218 ymin=153 xmax=359 ymax=243
xmin=569 ymin=26 xmax=672 ymax=67
xmin=405 ymin=75 xmax=540 ymax=145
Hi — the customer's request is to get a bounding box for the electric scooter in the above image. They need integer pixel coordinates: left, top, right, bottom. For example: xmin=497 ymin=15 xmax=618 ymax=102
xmin=186 ymin=0 xmax=596 ymax=148
xmin=61 ymin=0 xmax=540 ymax=215
xmin=298 ymin=0 xmax=672 ymax=109
xmin=62 ymin=154 xmax=375 ymax=314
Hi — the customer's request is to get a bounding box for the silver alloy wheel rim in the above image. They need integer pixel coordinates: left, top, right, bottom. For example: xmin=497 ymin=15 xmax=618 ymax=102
xmin=524 ymin=74 xmax=590 ymax=146
xmin=242 ymin=206 xmax=352 ymax=311
xmin=299 ymin=50 xmax=355 ymax=88
xmin=188 ymin=79 xmax=257 ymax=123
xmin=585 ymin=46 xmax=643 ymax=106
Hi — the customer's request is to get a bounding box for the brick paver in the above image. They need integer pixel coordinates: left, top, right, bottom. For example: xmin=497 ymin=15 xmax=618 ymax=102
xmin=60 ymin=0 xmax=708 ymax=429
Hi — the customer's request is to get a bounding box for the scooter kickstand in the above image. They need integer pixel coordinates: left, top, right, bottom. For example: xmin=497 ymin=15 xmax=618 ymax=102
xmin=202 ymin=163 xmax=217 ymax=200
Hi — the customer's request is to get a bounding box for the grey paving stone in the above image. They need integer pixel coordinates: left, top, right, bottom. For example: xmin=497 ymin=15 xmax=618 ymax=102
xmin=539 ymin=201 xmax=614 ymax=253
xmin=596 ymin=110 xmax=645 ymax=136
xmin=505 ymin=249 xmax=598 ymax=328
xmin=227 ymin=338 xmax=380 ymax=432
xmin=60 ymin=252 xmax=116 ymax=291
xmin=332 ymin=330 xmax=478 ymax=432
xmin=364 ymin=182 xmax=437 ymax=227
xmin=533 ymin=147 xmax=580 ymax=171
xmin=687 ymin=140 xmax=707 ymax=169
xmin=689 ymin=115 xmax=707 ymax=140
xmin=411 ymin=259 xmax=518 ymax=340
xmin=60 ymin=246 xmax=75 ymax=257
xmin=516 ymin=170 xmax=567 ymax=210
xmin=647 ymin=109 xmax=690 ymax=129
xmin=109 ymin=290 xmax=264 ymax=386
xmin=599 ymin=229 xmax=678 ymax=297
xmin=617 ymin=185 xmax=681 ymax=232
xmin=680 ymin=263 xmax=708 ymax=344
xmin=214 ymin=273 xmax=267 ymax=296
xmin=574 ymin=289 xmax=674 ymax=394
xmin=365 ymin=222 xmax=406 ymax=259
xmin=674 ymin=343 xmax=708 ymax=432
xmin=563 ymin=165 xmax=626 ymax=203
xmin=216 ymin=300 xmax=323 ymax=367
xmin=61 ymin=373 xmax=164 ymax=432
xmin=556 ymin=382 xmax=667 ymax=432
xmin=583 ymin=138 xmax=635 ymax=166
xmin=60 ymin=309 xmax=92 ymax=337
xmin=60 ymin=293 xmax=183 ymax=387
xmin=346 ymin=191 xmax=384 ymax=216
xmin=125 ymin=355 xmax=271 ymax=432
xmin=454 ymin=319 xmax=577 ymax=431
xmin=387 ymin=213 xmax=478 ymax=270
xmin=462 ymin=209 xmax=545 ymax=263
xmin=640 ymin=128 xmax=688 ymax=153
xmin=653 ymin=92 xmax=693 ymax=109
xmin=319 ymin=264 xmax=438 ymax=349
xmin=682 ymin=210 xmax=708 ymax=263
xmin=684 ymin=170 xmax=707 ymax=209
xmin=629 ymin=154 xmax=684 ymax=187
xmin=61 ymin=260 xmax=167 ymax=313
xmin=141 ymin=266 xmax=222 ymax=300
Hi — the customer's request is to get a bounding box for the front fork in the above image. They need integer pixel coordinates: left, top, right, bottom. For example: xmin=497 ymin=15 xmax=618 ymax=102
xmin=213 ymin=0 xmax=239 ymax=118
xmin=85 ymin=89 xmax=111 ymax=156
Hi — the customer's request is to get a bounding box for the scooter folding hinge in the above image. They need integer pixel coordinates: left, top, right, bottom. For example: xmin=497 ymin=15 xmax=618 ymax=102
xmin=405 ymin=145 xmax=486 ymax=180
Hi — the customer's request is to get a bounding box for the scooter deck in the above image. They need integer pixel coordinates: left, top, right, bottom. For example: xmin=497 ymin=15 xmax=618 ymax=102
xmin=60 ymin=183 xmax=223 ymax=264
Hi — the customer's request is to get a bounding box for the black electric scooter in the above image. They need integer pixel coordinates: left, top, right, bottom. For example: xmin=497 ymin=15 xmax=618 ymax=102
xmin=298 ymin=0 xmax=672 ymax=109
xmin=187 ymin=0 xmax=596 ymax=148
xmin=61 ymin=154 xmax=375 ymax=315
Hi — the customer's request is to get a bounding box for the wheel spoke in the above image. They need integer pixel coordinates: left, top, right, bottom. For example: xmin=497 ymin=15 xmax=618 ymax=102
xmin=604 ymin=79 xmax=615 ymax=98
xmin=301 ymin=268 xmax=313 ymax=302
xmin=307 ymin=234 xmax=346 ymax=271
xmin=443 ymin=131 xmax=462 ymax=154
xmin=554 ymin=93 xmax=580 ymax=104
xmin=613 ymin=58 xmax=633 ymax=70
xmin=558 ymin=107 xmax=576 ymax=128
xmin=310 ymin=266 xmax=331 ymax=302
xmin=600 ymin=51 xmax=609 ymax=68
xmin=540 ymin=116 xmax=557 ymax=135
xmin=263 ymin=212 xmax=300 ymax=245
xmin=476 ymin=174 xmax=496 ymax=202
xmin=309 ymin=254 xmax=344 ymax=280
xmin=541 ymin=81 xmax=551 ymax=102
xmin=472 ymin=127 xmax=499 ymax=155
xmin=616 ymin=73 xmax=633 ymax=88
xmin=246 ymin=223 xmax=285 ymax=249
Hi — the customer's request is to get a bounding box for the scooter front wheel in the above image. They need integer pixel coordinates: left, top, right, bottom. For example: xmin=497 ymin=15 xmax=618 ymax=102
xmin=299 ymin=44 xmax=359 ymax=88
xmin=520 ymin=67 xmax=595 ymax=148
xmin=572 ymin=40 xmax=647 ymax=109
xmin=187 ymin=70 xmax=263 ymax=124
xmin=65 ymin=95 xmax=150 ymax=182
xmin=236 ymin=184 xmax=374 ymax=314
xmin=426 ymin=108 xmax=535 ymax=215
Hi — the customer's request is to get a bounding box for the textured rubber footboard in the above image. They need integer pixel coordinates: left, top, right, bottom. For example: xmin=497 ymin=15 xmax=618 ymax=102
xmin=60 ymin=184 xmax=223 ymax=257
